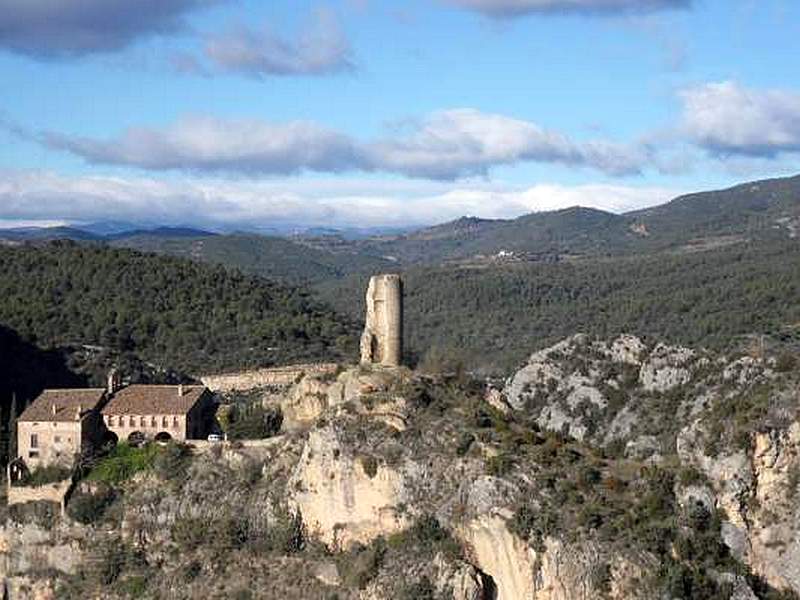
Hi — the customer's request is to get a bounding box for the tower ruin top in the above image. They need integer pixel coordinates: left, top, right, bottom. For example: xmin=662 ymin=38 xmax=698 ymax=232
xmin=360 ymin=274 xmax=403 ymax=367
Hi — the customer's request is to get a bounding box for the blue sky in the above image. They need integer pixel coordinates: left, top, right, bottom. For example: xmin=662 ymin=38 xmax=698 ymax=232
xmin=0 ymin=0 xmax=799 ymax=229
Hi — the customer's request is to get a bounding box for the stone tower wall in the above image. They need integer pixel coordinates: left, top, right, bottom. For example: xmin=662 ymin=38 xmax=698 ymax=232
xmin=360 ymin=274 xmax=403 ymax=366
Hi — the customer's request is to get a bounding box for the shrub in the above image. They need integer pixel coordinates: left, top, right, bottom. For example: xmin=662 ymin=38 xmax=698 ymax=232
xmin=172 ymin=516 xmax=209 ymax=551
xmin=339 ymin=538 xmax=386 ymax=589
xmin=67 ymin=484 xmax=117 ymax=524
xmin=116 ymin=575 xmax=147 ymax=598
xmin=486 ymin=453 xmax=514 ymax=476
xmin=15 ymin=464 xmax=71 ymax=487
xmin=455 ymin=432 xmax=474 ymax=456
xmin=229 ymin=405 xmax=283 ymax=440
xmin=154 ymin=442 xmax=192 ymax=481
xmin=589 ymin=562 xmax=612 ymax=594
xmin=399 ymin=577 xmax=437 ymax=600
xmin=405 ymin=514 xmax=462 ymax=559
xmin=86 ymin=442 xmax=159 ymax=485
xmin=774 ymin=352 xmax=797 ymax=373
xmin=359 ymin=455 xmax=378 ymax=479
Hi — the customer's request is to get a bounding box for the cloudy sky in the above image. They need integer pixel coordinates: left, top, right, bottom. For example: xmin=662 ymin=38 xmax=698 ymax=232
xmin=0 ymin=0 xmax=798 ymax=230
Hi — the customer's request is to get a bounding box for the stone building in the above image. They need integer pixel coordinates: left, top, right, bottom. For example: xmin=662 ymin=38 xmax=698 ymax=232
xmin=16 ymin=388 xmax=106 ymax=469
xmin=101 ymin=384 xmax=214 ymax=443
xmin=16 ymin=375 xmax=215 ymax=470
xmin=360 ymin=274 xmax=403 ymax=367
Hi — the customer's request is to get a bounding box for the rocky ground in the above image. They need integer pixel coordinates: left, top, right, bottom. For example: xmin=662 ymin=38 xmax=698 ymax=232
xmin=2 ymin=336 xmax=800 ymax=599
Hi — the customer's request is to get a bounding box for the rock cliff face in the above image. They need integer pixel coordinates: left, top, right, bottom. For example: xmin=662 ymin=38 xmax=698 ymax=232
xmin=3 ymin=337 xmax=800 ymax=600
xmin=288 ymin=425 xmax=412 ymax=548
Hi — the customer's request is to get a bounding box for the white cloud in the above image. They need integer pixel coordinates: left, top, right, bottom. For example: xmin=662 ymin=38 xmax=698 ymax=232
xmin=0 ymin=169 xmax=678 ymax=229
xmin=680 ymin=81 xmax=800 ymax=157
xmin=44 ymin=116 xmax=367 ymax=175
xmin=369 ymin=109 xmax=645 ymax=178
xmin=444 ymin=0 xmax=691 ymax=18
xmin=41 ymin=109 xmax=648 ymax=179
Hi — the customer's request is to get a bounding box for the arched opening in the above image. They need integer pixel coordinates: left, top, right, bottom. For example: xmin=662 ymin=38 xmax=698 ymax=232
xmin=102 ymin=430 xmax=119 ymax=452
xmin=154 ymin=431 xmax=172 ymax=445
xmin=127 ymin=431 xmax=146 ymax=447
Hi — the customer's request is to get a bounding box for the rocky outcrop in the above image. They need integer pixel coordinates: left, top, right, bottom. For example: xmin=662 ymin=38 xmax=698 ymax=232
xmin=459 ymin=512 xmax=537 ymax=599
xmin=678 ymin=419 xmax=800 ymax=595
xmin=288 ymin=426 xmax=413 ymax=548
xmin=279 ymin=366 xmax=413 ymax=431
xmin=0 ymin=522 xmax=84 ymax=598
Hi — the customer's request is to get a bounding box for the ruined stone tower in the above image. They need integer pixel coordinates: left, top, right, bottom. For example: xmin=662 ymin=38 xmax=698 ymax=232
xmin=360 ymin=274 xmax=403 ymax=366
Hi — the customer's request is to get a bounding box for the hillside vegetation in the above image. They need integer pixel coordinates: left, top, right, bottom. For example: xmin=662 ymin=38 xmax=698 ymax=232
xmin=308 ymin=174 xmax=800 ymax=265
xmin=317 ymin=239 xmax=800 ymax=373
xmin=0 ymin=242 xmax=358 ymax=376
xmin=111 ymin=233 xmax=393 ymax=284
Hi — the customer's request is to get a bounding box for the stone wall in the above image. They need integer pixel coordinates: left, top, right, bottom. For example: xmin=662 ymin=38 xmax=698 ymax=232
xmin=6 ymin=479 xmax=73 ymax=515
xmin=17 ymin=420 xmax=83 ymax=470
xmin=200 ymin=363 xmax=339 ymax=392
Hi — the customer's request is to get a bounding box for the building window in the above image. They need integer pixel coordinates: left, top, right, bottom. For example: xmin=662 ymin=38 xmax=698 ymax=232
xmin=55 ymin=435 xmax=61 ymax=443
xmin=162 ymin=416 xmax=168 ymax=427
xmin=129 ymin=416 xmax=135 ymax=427
xmin=140 ymin=416 xmax=146 ymax=427
xmin=28 ymin=450 xmax=39 ymax=458
xmin=172 ymin=416 xmax=178 ymax=430
xmin=108 ymin=416 xmax=115 ymax=426
xmin=30 ymin=434 xmax=38 ymax=448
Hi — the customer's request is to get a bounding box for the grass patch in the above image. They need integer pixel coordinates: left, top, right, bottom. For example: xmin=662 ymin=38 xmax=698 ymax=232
xmin=85 ymin=443 xmax=160 ymax=485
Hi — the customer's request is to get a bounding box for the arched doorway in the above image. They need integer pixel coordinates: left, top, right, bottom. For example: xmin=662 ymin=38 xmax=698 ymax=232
xmin=127 ymin=431 xmax=146 ymax=447
xmin=154 ymin=431 xmax=172 ymax=445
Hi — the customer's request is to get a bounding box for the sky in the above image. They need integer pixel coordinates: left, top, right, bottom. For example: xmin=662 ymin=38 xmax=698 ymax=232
xmin=0 ymin=0 xmax=799 ymax=230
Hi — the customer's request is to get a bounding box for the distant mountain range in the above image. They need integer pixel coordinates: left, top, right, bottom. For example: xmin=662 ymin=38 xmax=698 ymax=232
xmin=2 ymin=174 xmax=799 ymax=283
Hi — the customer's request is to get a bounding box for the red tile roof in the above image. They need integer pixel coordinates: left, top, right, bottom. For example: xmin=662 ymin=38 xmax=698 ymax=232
xmin=101 ymin=385 xmax=207 ymax=416
xmin=19 ymin=389 xmax=106 ymax=422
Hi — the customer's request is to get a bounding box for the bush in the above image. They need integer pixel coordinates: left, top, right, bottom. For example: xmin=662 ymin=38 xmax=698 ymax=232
xmin=359 ymin=455 xmax=378 ymax=479
xmin=339 ymin=538 xmax=386 ymax=589
xmin=485 ymin=453 xmax=514 ymax=476
xmin=15 ymin=464 xmax=71 ymax=487
xmin=154 ymin=442 xmax=192 ymax=481
xmin=399 ymin=577 xmax=437 ymax=600
xmin=86 ymin=443 xmax=159 ymax=485
xmin=229 ymin=405 xmax=283 ymax=440
xmin=456 ymin=432 xmax=474 ymax=456
xmin=387 ymin=515 xmax=462 ymax=561
xmin=67 ymin=484 xmax=117 ymax=524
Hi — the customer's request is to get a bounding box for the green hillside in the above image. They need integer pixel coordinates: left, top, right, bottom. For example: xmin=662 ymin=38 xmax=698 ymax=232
xmin=326 ymin=174 xmax=800 ymax=265
xmin=0 ymin=242 xmax=358 ymax=375
xmin=317 ymin=238 xmax=800 ymax=374
xmin=111 ymin=233 xmax=393 ymax=284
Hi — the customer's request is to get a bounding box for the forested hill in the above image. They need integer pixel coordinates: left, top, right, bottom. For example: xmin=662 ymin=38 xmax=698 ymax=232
xmin=346 ymin=174 xmax=800 ymax=264
xmin=316 ymin=238 xmax=800 ymax=373
xmin=110 ymin=232 xmax=393 ymax=284
xmin=0 ymin=242 xmax=359 ymax=376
